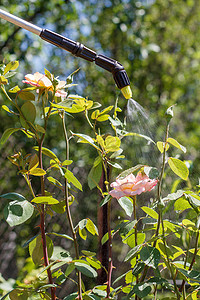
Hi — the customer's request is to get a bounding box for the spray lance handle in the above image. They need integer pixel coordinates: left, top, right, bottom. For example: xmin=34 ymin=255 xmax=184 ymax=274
xmin=0 ymin=9 xmax=132 ymax=99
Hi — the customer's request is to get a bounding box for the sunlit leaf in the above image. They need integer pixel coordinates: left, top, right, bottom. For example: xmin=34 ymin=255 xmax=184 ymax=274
xmin=33 ymin=146 xmax=59 ymax=162
xmin=29 ymin=168 xmax=46 ymax=176
xmin=86 ymin=218 xmax=98 ymax=235
xmin=104 ymin=135 xmax=121 ymax=152
xmin=141 ymin=206 xmax=158 ymax=219
xmin=74 ymin=261 xmax=97 ymax=278
xmin=31 ymin=196 xmax=59 ymax=205
xmin=65 ymin=169 xmax=82 ymax=191
xmin=29 ymin=235 xmax=53 ymax=265
xmin=117 ymin=165 xmax=144 ymax=179
xmin=4 ymin=199 xmax=34 ymax=226
xmin=124 ymin=245 xmax=142 ymax=262
xmin=167 ymin=137 xmax=186 ymax=153
xmin=140 ymin=245 xmax=160 ymax=269
xmin=157 ymin=141 xmax=169 ymax=153
xmin=4 ymin=61 xmax=19 ymax=75
xmin=118 ymin=197 xmax=133 ymax=217
xmin=168 ymin=157 xmax=189 ymax=180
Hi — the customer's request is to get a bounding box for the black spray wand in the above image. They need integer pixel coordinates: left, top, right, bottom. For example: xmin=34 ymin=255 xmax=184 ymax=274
xmin=0 ymin=9 xmax=132 ymax=99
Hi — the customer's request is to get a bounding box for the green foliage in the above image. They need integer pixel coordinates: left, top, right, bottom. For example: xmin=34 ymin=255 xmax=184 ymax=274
xmin=0 ymin=28 xmax=199 ymax=299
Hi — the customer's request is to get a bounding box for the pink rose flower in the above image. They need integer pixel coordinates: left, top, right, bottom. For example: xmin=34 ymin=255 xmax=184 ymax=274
xmin=109 ymin=172 xmax=158 ymax=200
xmin=22 ymin=72 xmax=67 ymax=97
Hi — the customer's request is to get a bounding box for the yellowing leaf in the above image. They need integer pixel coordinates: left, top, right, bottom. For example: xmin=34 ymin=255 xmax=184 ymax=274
xmin=157 ymin=141 xmax=169 ymax=153
xmin=9 ymin=85 xmax=20 ymax=93
xmin=0 ymin=76 xmax=8 ymax=85
xmin=96 ymin=135 xmax=105 ymax=149
xmin=167 ymin=138 xmax=186 ymax=153
xmin=91 ymin=110 xmax=100 ymax=119
xmin=104 ymin=136 xmax=121 ymax=152
xmin=86 ymin=219 xmax=98 ymax=235
xmin=31 ymin=196 xmax=59 ymax=205
xmin=97 ymin=114 xmax=110 ymax=122
xmin=2 ymin=105 xmax=16 ymax=115
xmin=168 ymin=157 xmax=189 ymax=180
xmin=65 ymin=169 xmax=82 ymax=191
xmin=141 ymin=206 xmax=158 ymax=219
xmin=28 ymin=154 xmax=39 ymax=171
xmin=29 ymin=168 xmax=46 ymax=176
xmin=4 ymin=61 xmax=19 ymax=75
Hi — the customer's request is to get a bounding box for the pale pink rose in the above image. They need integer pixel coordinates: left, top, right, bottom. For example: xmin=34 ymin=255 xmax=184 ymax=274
xmin=23 ymin=72 xmax=67 ymax=97
xmin=109 ymin=172 xmax=158 ymax=199
xmin=23 ymin=72 xmax=52 ymax=88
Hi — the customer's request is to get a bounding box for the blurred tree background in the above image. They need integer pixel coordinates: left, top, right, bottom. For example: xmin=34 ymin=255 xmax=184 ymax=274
xmin=0 ymin=0 xmax=200 ymax=296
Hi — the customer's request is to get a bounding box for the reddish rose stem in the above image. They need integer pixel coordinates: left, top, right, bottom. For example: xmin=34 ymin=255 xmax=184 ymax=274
xmin=39 ymin=137 xmax=56 ymax=300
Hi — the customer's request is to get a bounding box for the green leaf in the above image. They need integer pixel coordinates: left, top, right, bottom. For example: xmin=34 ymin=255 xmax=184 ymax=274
xmin=65 ymin=263 xmax=75 ymax=277
xmin=0 ymin=192 xmax=26 ymax=201
xmin=21 ymin=101 xmax=36 ymax=126
xmin=63 ymin=292 xmax=78 ymax=300
xmin=9 ymin=289 xmax=29 ymax=300
xmin=178 ymin=268 xmax=200 ymax=283
xmin=51 ymin=200 xmax=66 ymax=214
xmin=88 ymin=162 xmax=102 ymax=190
xmin=167 ymin=137 xmax=186 ymax=153
xmin=124 ymin=245 xmax=142 ymax=262
xmin=4 ymin=61 xmax=19 ymax=75
xmin=118 ymin=197 xmax=133 ymax=217
xmin=122 ymin=132 xmax=155 ymax=144
xmin=168 ymin=157 xmax=189 ymax=180
xmin=99 ymin=194 xmax=111 ymax=207
xmin=0 ymin=128 xmax=20 ymax=147
xmin=72 ymin=132 xmax=100 ymax=151
xmin=49 ymin=232 xmax=73 ymax=241
xmin=117 ymin=165 xmax=144 ymax=179
xmin=140 ymin=245 xmax=160 ymax=269
xmin=144 ymin=166 xmax=159 ymax=179
xmin=18 ymin=91 xmax=35 ymax=101
xmin=141 ymin=206 xmax=158 ymax=219
xmin=132 ymin=282 xmax=151 ymax=298
xmin=65 ymin=169 xmax=82 ymax=191
xmin=185 ymin=193 xmax=200 ymax=208
xmin=162 ymin=190 xmax=184 ymax=202
xmin=29 ymin=235 xmax=53 ymax=265
xmin=82 ymin=250 xmax=96 ymax=257
xmin=35 ymin=124 xmax=46 ymax=133
xmin=74 ymin=262 xmax=97 ymax=278
xmin=31 ymin=196 xmax=59 ymax=205
xmin=4 ymin=200 xmax=34 ymax=227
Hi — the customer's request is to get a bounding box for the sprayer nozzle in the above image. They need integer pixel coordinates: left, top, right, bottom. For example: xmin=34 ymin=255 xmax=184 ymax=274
xmin=121 ymin=85 xmax=132 ymax=100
